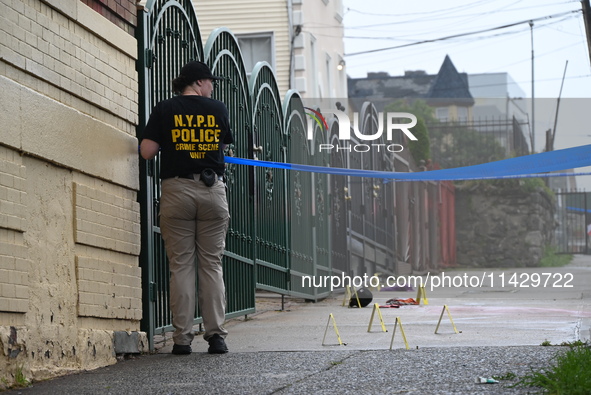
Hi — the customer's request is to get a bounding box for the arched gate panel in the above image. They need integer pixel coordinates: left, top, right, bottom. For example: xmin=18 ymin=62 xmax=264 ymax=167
xmin=312 ymin=112 xmax=331 ymax=298
xmin=138 ymin=0 xmax=205 ymax=351
xmin=249 ymin=63 xmax=289 ymax=293
xmin=138 ymin=0 xmax=256 ymax=350
xmin=330 ymin=129 xmax=349 ymax=276
xmin=284 ymin=91 xmax=313 ymax=298
xmin=205 ymin=28 xmax=256 ymax=318
xmin=135 ymin=0 xmax=435 ymax=351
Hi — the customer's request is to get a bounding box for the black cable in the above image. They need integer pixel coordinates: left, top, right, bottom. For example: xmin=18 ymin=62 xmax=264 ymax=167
xmin=345 ymin=10 xmax=581 ymax=57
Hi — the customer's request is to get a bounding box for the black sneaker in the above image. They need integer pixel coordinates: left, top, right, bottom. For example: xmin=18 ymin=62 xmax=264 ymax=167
xmin=207 ymin=334 xmax=228 ymax=354
xmin=172 ymin=344 xmax=191 ymax=355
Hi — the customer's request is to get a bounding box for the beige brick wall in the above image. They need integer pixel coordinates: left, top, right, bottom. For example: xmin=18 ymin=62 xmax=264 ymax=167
xmin=76 ymin=255 xmax=142 ymax=321
xmin=0 ymin=229 xmax=29 ymax=314
xmin=73 ymin=179 xmax=142 ymax=322
xmin=0 ymin=0 xmax=145 ymax=383
xmin=0 ymin=0 xmax=139 ymax=187
xmin=0 ymin=145 xmax=29 ymax=315
xmin=0 ymin=146 xmax=26 ymax=233
xmin=0 ymin=0 xmax=138 ymax=128
xmin=74 ymin=182 xmax=141 ymax=255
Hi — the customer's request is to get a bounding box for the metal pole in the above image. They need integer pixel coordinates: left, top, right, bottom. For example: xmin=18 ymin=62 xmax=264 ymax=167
xmin=529 ymin=20 xmax=535 ymax=153
xmin=582 ymin=0 xmax=591 ymax=66
xmin=550 ymin=60 xmax=569 ymax=151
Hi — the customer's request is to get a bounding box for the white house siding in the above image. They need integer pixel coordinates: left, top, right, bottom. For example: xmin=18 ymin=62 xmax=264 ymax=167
xmin=293 ymin=0 xmax=347 ymax=99
xmin=193 ymin=0 xmax=291 ymax=97
xmin=193 ymin=0 xmax=347 ymax=100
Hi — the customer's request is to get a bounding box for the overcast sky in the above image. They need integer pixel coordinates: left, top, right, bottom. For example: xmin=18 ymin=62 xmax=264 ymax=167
xmin=342 ymin=0 xmax=590 ymax=99
xmin=340 ymin=0 xmax=591 ymax=188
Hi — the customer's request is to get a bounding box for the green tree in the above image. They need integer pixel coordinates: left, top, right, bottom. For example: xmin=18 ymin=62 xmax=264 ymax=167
xmin=407 ymin=117 xmax=430 ymax=164
xmin=428 ymin=122 xmax=506 ymax=168
xmin=383 ymin=99 xmax=433 ymax=165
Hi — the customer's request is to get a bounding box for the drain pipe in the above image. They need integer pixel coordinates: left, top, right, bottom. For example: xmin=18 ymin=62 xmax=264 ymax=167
xmin=287 ymin=0 xmax=300 ymax=90
xmin=287 ymin=0 xmax=294 ymax=90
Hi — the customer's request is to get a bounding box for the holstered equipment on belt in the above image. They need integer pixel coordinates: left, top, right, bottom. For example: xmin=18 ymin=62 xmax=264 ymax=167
xmin=200 ymin=168 xmax=217 ymax=187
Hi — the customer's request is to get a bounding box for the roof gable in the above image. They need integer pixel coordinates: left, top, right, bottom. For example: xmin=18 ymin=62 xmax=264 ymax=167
xmin=426 ymin=55 xmax=474 ymax=105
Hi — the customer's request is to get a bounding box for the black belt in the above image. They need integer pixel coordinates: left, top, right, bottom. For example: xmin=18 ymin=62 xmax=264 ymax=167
xmin=177 ymin=173 xmax=224 ymax=181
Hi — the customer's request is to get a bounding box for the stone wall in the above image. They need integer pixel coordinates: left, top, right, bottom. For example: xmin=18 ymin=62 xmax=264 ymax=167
xmin=455 ymin=180 xmax=556 ymax=268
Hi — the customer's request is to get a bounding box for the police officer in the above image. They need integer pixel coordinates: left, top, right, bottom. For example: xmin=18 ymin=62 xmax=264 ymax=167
xmin=140 ymin=61 xmax=233 ymax=354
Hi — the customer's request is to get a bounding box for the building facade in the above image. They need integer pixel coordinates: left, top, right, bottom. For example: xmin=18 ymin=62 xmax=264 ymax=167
xmin=347 ymin=55 xmax=531 ymax=164
xmin=0 ymin=0 xmax=145 ymax=383
xmin=193 ymin=0 xmax=347 ymax=99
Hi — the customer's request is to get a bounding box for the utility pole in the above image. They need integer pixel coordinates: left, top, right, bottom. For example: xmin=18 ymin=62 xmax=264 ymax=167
xmin=550 ymin=61 xmax=569 ymax=152
xmin=582 ymin=0 xmax=591 ymax=66
xmin=529 ymin=20 xmax=535 ymax=153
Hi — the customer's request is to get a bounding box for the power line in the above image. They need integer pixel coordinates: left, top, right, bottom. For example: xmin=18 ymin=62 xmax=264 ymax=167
xmin=346 ymin=1 xmax=576 ymax=27
xmin=346 ymin=0 xmax=490 ymax=20
xmin=345 ymin=10 xmax=582 ymax=57
xmin=343 ymin=14 xmax=576 ymax=41
xmin=343 ymin=25 xmax=583 ymax=73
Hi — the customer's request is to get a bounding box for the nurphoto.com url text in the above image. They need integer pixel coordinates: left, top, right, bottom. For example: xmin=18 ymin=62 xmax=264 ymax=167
xmin=301 ymin=272 xmax=574 ymax=291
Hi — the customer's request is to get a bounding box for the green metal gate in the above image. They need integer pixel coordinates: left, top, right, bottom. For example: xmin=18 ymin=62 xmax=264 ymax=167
xmin=137 ymin=0 xmax=206 ymax=350
xmin=136 ymin=0 xmax=456 ymax=352
xmin=284 ymin=92 xmax=312 ymax=298
xmin=250 ymin=63 xmax=290 ymax=294
xmin=137 ymin=0 xmax=331 ymax=350
xmin=204 ymin=28 xmax=257 ymax=318
xmin=310 ymin=111 xmax=331 ymax=298
xmin=555 ymin=191 xmax=591 ymax=254
xmin=284 ymin=98 xmax=331 ymax=299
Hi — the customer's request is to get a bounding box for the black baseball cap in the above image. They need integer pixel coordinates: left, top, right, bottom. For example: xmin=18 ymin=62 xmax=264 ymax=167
xmin=180 ymin=61 xmax=223 ymax=82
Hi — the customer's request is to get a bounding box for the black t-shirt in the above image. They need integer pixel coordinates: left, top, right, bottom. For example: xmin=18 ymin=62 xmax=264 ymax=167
xmin=142 ymin=95 xmax=234 ymax=178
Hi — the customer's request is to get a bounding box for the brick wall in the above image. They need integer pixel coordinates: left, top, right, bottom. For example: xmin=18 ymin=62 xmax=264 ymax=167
xmin=0 ymin=146 xmax=28 ymax=315
xmin=0 ymin=0 xmax=144 ymax=383
xmin=73 ymin=181 xmax=141 ymax=321
xmin=76 ymin=255 xmax=142 ymax=321
xmin=0 ymin=0 xmax=138 ymax=132
xmin=74 ymin=182 xmax=141 ymax=255
xmin=80 ymin=0 xmax=137 ymax=34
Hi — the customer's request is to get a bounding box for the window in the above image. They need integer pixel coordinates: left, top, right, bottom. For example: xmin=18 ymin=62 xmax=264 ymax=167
xmin=310 ymin=35 xmax=318 ymax=96
xmin=436 ymin=107 xmax=449 ymax=121
xmin=334 ymin=0 xmax=344 ymax=22
xmin=457 ymin=106 xmax=468 ymax=121
xmin=325 ymin=54 xmax=332 ymax=97
xmin=237 ymin=33 xmax=275 ymax=74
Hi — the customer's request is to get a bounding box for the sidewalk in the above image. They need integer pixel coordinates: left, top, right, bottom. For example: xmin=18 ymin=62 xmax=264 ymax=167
xmin=6 ymin=256 xmax=591 ymax=394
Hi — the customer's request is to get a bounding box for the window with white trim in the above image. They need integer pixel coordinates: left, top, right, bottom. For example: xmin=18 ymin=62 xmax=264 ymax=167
xmin=457 ymin=106 xmax=468 ymax=122
xmin=436 ymin=107 xmax=449 ymax=121
xmin=237 ymin=32 xmax=275 ymax=74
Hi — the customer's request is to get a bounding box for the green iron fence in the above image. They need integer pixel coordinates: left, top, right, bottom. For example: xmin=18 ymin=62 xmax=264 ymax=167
xmin=554 ymin=191 xmax=591 ymax=255
xmin=137 ymin=0 xmax=205 ymax=350
xmin=204 ymin=28 xmax=256 ymax=319
xmin=137 ymin=0 xmax=455 ymax=351
xmin=249 ymin=62 xmax=290 ymax=294
xmin=311 ymin=111 xmax=331 ymax=299
xmin=285 ymin=99 xmax=331 ymax=299
xmin=284 ymin=92 xmax=314 ymax=298
xmin=137 ymin=0 xmax=334 ymax=350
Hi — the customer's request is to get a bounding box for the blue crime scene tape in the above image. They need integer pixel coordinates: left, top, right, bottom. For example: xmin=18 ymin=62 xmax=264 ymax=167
xmin=224 ymin=144 xmax=591 ymax=182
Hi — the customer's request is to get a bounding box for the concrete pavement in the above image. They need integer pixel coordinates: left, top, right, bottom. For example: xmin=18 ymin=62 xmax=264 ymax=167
xmin=5 ymin=255 xmax=591 ymax=394
xmin=185 ymin=255 xmax=590 ymax=352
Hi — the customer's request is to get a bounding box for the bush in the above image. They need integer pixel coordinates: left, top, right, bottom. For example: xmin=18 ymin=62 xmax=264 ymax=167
xmin=515 ymin=344 xmax=591 ymax=394
xmin=540 ymin=245 xmax=572 ymax=267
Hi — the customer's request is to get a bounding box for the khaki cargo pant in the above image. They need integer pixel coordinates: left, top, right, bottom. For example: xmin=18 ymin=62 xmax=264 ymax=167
xmin=159 ymin=175 xmax=229 ymax=345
